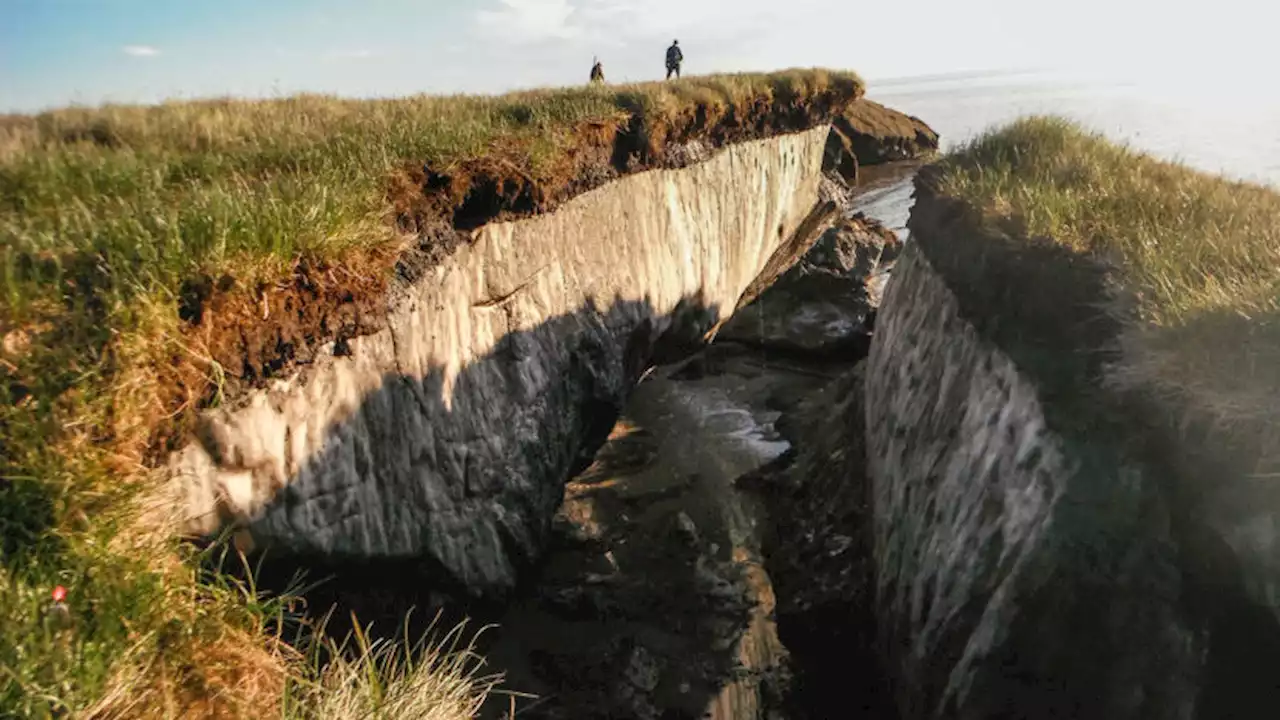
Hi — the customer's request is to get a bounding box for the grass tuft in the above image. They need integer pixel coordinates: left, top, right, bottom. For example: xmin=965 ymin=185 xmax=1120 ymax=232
xmin=286 ymin=612 xmax=504 ymax=720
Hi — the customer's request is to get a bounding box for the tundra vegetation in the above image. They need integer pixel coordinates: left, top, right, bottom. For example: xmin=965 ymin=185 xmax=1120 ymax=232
xmin=0 ymin=69 xmax=863 ymax=717
xmin=935 ymin=116 xmax=1280 ymax=452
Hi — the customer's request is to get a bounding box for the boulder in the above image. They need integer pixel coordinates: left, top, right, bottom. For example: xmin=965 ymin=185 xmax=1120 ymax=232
xmin=834 ymin=99 xmax=939 ymax=166
xmin=717 ymin=216 xmax=900 ymax=356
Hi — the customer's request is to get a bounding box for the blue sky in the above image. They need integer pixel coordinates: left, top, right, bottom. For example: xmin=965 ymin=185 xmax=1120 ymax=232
xmin=2 ymin=0 xmax=1276 ymax=112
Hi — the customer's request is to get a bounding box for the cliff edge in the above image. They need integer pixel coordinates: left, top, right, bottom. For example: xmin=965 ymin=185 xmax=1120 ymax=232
xmin=865 ymin=117 xmax=1280 ymax=718
xmin=0 ymin=70 xmax=864 ymax=715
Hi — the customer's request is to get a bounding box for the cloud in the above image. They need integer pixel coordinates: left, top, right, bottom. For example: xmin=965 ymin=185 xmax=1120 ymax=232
xmin=475 ymin=0 xmax=580 ymax=42
xmin=333 ymin=49 xmax=378 ymax=59
xmin=474 ymin=0 xmax=806 ymax=47
xmin=122 ymin=45 xmax=161 ymax=57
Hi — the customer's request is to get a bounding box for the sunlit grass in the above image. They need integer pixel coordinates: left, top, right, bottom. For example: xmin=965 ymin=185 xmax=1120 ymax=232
xmin=284 ymin=613 xmax=505 ymax=720
xmin=935 ymin=116 xmax=1280 ymax=460
xmin=935 ymin=116 xmax=1280 ymax=328
xmin=0 ymin=68 xmax=862 ymax=323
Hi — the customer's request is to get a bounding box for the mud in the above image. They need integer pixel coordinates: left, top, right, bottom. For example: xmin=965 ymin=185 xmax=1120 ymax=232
xmin=753 ymin=366 xmax=896 ymax=719
xmin=183 ymin=248 xmax=395 ymax=397
xmin=479 ymin=341 xmax=842 ymax=720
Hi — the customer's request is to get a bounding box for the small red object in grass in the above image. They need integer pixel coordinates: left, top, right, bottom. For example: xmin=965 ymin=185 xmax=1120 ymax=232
xmin=51 ymin=585 xmax=67 ymax=603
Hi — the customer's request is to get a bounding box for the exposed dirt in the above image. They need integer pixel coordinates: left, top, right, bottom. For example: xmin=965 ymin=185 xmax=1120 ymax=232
xmin=181 ymin=246 xmax=397 ymax=396
xmin=833 ymin=99 xmax=939 ymax=166
xmin=393 ymin=87 xmax=858 ymax=265
xmin=176 ymin=89 xmax=860 ymax=410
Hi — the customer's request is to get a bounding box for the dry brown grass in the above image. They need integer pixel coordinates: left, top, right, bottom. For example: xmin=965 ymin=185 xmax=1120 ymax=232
xmin=290 ymin=616 xmax=503 ymax=720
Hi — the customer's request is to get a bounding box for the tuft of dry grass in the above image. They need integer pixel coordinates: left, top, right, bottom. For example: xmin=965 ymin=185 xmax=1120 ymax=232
xmin=286 ymin=614 xmax=505 ymax=720
xmin=934 ymin=116 xmax=1280 ymax=469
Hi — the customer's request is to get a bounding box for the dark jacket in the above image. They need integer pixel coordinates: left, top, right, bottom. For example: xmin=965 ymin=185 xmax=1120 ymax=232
xmin=666 ymin=44 xmax=683 ymax=68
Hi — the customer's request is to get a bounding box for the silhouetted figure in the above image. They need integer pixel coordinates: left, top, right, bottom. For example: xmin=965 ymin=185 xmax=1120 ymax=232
xmin=665 ymin=40 xmax=683 ymax=80
xmin=590 ymin=57 xmax=605 ymax=84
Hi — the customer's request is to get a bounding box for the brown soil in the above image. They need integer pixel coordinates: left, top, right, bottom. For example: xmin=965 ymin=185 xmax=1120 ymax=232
xmin=834 ymin=99 xmax=939 ymax=166
xmin=181 ymin=88 xmax=860 ymax=401
xmin=393 ymin=86 xmax=856 ymax=254
xmin=182 ymin=247 xmax=397 ymax=393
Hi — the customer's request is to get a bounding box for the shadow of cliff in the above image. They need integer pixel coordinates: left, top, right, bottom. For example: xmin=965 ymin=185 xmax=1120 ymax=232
xmin=1127 ymin=304 xmax=1280 ymax=720
xmin=754 ymin=366 xmax=899 ymax=720
xmin=221 ymin=288 xmax=792 ymax=717
xmin=909 ymin=174 xmax=1280 ymax=718
xmin=238 ymin=291 xmax=720 ymax=576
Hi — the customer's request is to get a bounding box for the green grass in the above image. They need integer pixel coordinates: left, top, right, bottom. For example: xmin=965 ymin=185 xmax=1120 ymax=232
xmin=934 ymin=116 xmax=1280 ymax=462
xmin=0 ymin=69 xmax=861 ymax=717
xmin=935 ymin=116 xmax=1280 ymax=328
xmin=1 ymin=68 xmax=861 ymax=323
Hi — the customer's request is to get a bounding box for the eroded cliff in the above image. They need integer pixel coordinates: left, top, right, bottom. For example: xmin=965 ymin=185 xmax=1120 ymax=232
xmin=866 ymin=216 xmax=1200 ymax=718
xmin=172 ymin=127 xmax=834 ymax=594
xmin=857 ymin=157 xmax=1280 ymax=718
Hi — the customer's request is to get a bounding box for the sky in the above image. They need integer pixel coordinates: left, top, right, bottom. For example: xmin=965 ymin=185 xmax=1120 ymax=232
xmin=2 ymin=0 xmax=1278 ymax=113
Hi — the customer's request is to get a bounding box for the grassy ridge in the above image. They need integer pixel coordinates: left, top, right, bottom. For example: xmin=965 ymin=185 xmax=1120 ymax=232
xmin=1 ymin=69 xmax=862 ymax=321
xmin=934 ymin=116 xmax=1280 ymax=460
xmin=0 ymin=69 xmax=861 ymax=717
xmin=935 ymin=116 xmax=1280 ymax=327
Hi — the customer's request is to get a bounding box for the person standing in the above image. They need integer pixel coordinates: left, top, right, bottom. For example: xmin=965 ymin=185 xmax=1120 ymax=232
xmin=590 ymin=57 xmax=605 ymax=84
xmin=665 ymin=40 xmax=683 ymax=80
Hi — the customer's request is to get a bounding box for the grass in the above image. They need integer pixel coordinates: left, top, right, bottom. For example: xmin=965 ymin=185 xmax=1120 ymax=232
xmin=285 ymin=613 xmax=505 ymax=720
xmin=1 ymin=68 xmax=861 ymax=323
xmin=0 ymin=69 xmax=861 ymax=717
xmin=933 ymin=116 xmax=1280 ymax=465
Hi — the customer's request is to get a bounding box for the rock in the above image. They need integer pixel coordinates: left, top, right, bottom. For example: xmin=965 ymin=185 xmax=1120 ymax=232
xmin=675 ymin=511 xmax=700 ymax=545
xmin=822 ymin=128 xmax=859 ymax=184
xmin=716 ymin=216 xmax=900 ymax=356
xmin=833 ymin=99 xmax=939 ymax=166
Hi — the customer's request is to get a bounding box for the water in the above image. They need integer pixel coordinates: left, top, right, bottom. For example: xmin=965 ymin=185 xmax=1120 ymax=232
xmin=851 ymin=71 xmax=1280 ymax=238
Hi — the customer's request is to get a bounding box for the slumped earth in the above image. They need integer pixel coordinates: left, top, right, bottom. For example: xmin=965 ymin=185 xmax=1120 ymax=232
xmin=476 ymin=205 xmax=900 ymax=718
